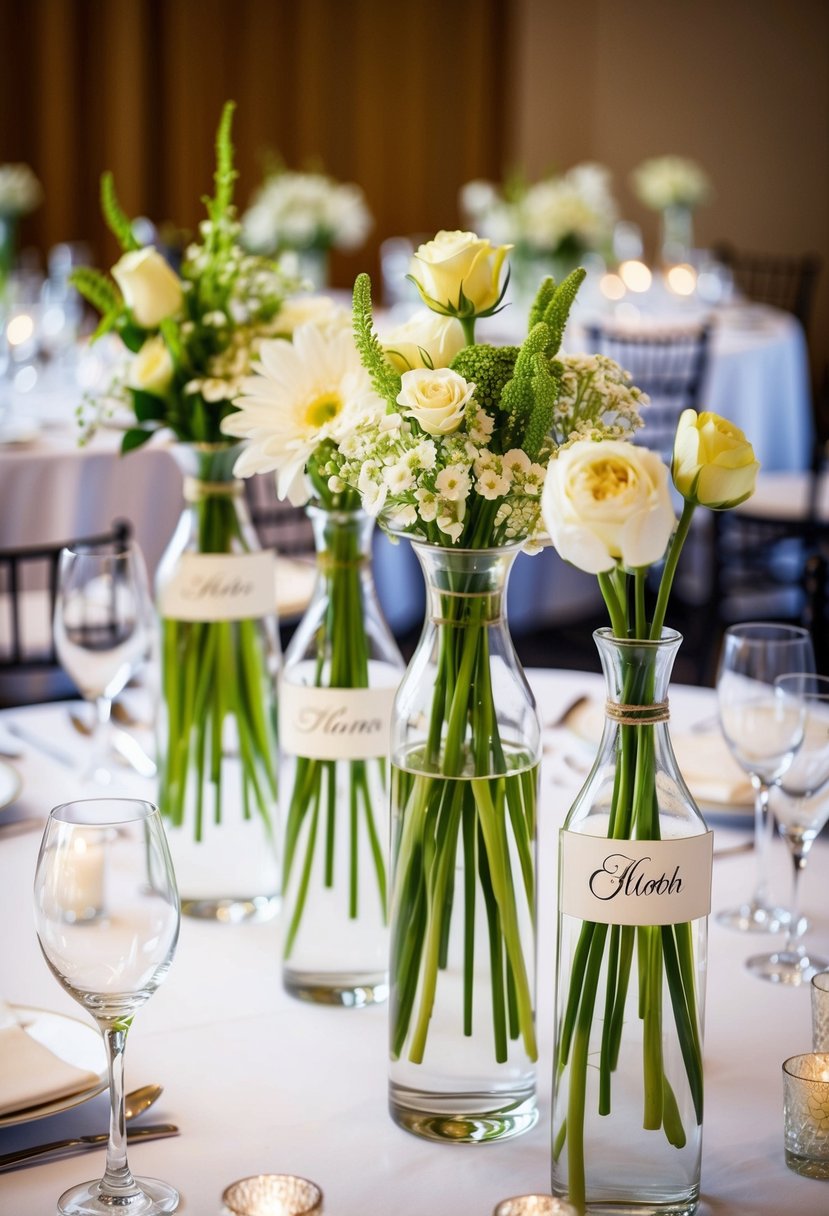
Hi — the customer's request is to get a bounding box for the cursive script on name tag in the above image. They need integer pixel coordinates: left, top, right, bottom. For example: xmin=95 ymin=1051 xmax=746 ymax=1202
xmin=159 ymin=552 xmax=276 ymax=622
xmin=280 ymin=683 xmax=397 ymax=760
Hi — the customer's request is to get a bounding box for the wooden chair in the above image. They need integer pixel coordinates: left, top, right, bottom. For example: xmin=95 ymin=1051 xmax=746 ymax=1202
xmin=0 ymin=520 xmax=132 ymax=707
xmin=243 ymin=473 xmax=315 ymax=557
xmin=712 ymin=243 xmax=821 ymax=332
xmin=583 ymin=323 xmax=711 ymax=464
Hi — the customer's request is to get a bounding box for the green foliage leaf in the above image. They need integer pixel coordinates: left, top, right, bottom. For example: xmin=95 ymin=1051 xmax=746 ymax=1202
xmin=115 ymin=318 xmax=146 ymax=354
xmin=352 ymin=273 xmax=402 ymax=408
xmin=69 ymin=267 xmax=120 ymax=316
xmin=542 ymin=268 xmax=587 ymax=357
xmin=524 ymin=353 xmax=562 ymax=458
xmin=100 ymin=172 xmax=140 ymax=252
xmin=528 ymin=277 xmax=556 ymax=330
xmin=130 ymin=389 xmax=167 ymax=423
xmin=121 ymin=427 xmax=155 ymax=454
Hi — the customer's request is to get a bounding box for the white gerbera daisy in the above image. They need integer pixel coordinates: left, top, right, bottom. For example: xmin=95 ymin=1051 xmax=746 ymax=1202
xmin=223 ymin=321 xmax=384 ymax=503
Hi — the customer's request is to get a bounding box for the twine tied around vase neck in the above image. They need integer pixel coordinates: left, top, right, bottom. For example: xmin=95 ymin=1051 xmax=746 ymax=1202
xmin=605 ymin=700 xmax=670 ymax=725
xmin=183 ymin=476 xmax=244 ymax=503
xmin=315 ymin=552 xmax=369 ymax=572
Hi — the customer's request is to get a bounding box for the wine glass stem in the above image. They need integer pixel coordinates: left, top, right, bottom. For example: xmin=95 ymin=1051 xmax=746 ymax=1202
xmin=751 ymin=778 xmax=772 ymax=906
xmin=783 ymin=849 xmax=808 ymax=956
xmin=100 ymin=1023 xmax=136 ymax=1194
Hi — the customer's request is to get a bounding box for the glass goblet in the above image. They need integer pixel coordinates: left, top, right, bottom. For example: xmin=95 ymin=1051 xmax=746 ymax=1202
xmin=716 ymin=622 xmax=814 ymax=932
xmin=746 ymin=673 xmax=829 ymax=983
xmin=54 ymin=538 xmax=152 ymax=784
xmin=34 ymin=798 xmax=180 ymax=1216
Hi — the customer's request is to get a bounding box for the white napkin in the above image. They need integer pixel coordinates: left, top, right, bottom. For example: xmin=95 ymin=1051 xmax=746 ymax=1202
xmin=0 ymin=1004 xmax=100 ymax=1116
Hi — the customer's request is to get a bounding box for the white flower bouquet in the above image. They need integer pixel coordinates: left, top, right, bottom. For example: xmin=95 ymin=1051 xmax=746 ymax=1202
xmin=0 ymin=163 xmax=42 ymax=217
xmin=241 ymin=163 xmax=373 ymax=257
xmin=630 ymin=155 xmax=712 ymax=212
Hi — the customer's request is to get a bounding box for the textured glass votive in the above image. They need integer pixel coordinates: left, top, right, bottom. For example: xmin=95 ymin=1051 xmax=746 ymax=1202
xmin=811 ymin=972 xmax=829 ymax=1051
xmin=222 ymin=1174 xmax=323 ymax=1216
xmin=783 ymin=1054 xmax=829 ymax=1179
xmin=493 ymin=1198 xmax=578 ymax=1216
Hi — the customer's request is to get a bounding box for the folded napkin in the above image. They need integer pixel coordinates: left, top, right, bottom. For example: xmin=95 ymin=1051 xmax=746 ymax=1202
xmin=0 ymin=1004 xmax=101 ymax=1116
xmin=563 ymin=700 xmax=753 ymax=808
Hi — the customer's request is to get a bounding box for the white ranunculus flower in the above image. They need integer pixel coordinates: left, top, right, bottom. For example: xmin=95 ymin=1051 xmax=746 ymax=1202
xmin=127 ymin=335 xmax=174 ymax=396
xmin=396 ymin=367 xmax=475 ymax=436
xmin=112 ymin=248 xmax=183 ymax=328
xmin=541 ymin=439 xmax=676 ymax=574
xmin=382 ymin=310 xmax=466 ymax=372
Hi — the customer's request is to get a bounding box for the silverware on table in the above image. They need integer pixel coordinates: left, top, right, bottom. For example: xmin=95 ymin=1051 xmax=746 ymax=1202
xmin=545 ymin=693 xmax=590 ymax=731
xmin=5 ymin=722 xmax=76 ymax=769
xmin=0 ymin=1123 xmax=179 ymax=1171
xmin=67 ymin=710 xmax=157 ymax=779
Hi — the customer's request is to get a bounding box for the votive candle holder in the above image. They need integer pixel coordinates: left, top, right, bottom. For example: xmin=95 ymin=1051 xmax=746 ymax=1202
xmin=493 ymin=1198 xmax=578 ymax=1216
xmin=783 ymin=1053 xmax=829 ymax=1179
xmin=811 ymin=972 xmax=829 ymax=1052
xmin=222 ymin=1174 xmax=323 ymax=1216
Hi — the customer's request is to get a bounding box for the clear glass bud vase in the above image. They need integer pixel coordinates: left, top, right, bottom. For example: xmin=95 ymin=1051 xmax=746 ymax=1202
xmin=389 ymin=543 xmax=540 ymax=1143
xmin=279 ymin=506 xmax=403 ymax=1007
xmin=552 ymin=628 xmax=712 ymax=1215
xmin=155 ymin=442 xmax=281 ymax=922
xmin=660 ymin=205 xmax=694 ymax=264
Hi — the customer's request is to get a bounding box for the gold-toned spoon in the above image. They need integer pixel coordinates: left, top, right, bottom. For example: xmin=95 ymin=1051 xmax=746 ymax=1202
xmin=124 ymin=1083 xmax=163 ymax=1121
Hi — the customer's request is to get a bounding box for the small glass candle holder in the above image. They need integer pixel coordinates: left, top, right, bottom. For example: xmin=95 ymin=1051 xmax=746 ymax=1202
xmin=493 ymin=1197 xmax=578 ymax=1216
xmin=783 ymin=1053 xmax=829 ymax=1179
xmin=812 ymin=972 xmax=829 ymax=1051
xmin=222 ymin=1174 xmax=323 ymax=1216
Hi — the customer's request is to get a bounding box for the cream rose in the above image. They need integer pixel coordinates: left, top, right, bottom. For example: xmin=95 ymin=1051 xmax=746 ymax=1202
xmin=127 ymin=335 xmax=174 ymax=395
xmin=542 ymin=440 xmax=676 ymax=573
xmin=382 ymin=310 xmax=466 ymax=372
xmin=672 ymin=409 xmax=759 ymax=508
xmin=112 ymin=248 xmax=183 ymax=328
xmin=396 ymin=367 xmax=475 ymax=437
xmin=409 ymin=230 xmax=511 ymax=315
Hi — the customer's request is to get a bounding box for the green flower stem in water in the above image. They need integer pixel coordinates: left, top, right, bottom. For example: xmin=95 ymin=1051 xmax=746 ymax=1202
xmin=390 ymin=565 xmax=538 ymax=1068
xmin=282 ymin=512 xmax=388 ymax=960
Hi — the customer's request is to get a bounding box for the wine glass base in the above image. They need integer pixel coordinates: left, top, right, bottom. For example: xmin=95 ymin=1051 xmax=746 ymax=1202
xmin=58 ymin=1176 xmax=179 ymax=1215
xmin=716 ymin=900 xmax=790 ymax=934
xmin=746 ymin=949 xmax=829 ymax=986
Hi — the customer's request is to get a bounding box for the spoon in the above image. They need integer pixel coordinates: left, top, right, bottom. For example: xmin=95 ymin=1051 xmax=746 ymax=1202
xmin=124 ymin=1083 xmax=163 ymax=1121
xmin=68 ymin=709 xmax=157 ymax=778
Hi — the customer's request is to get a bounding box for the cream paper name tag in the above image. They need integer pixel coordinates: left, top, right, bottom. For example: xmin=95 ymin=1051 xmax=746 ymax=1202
xmin=280 ymin=683 xmax=396 ymax=761
xmin=559 ymin=829 xmax=713 ymax=925
xmin=159 ymin=552 xmax=275 ymax=622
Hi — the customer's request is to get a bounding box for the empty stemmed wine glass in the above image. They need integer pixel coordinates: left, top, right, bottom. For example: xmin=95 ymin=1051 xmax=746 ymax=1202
xmin=54 ymin=537 xmax=152 ymax=783
xmin=716 ymin=622 xmax=814 ymax=932
xmin=34 ymin=799 xmax=180 ymax=1215
xmin=746 ymin=673 xmax=829 ymax=984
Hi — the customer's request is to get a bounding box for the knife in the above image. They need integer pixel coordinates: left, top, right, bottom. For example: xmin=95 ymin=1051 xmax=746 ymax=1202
xmin=0 ymin=1123 xmax=179 ymax=1171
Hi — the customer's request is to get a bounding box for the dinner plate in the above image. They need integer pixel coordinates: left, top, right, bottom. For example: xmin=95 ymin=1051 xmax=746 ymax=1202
xmin=0 ymin=1005 xmax=107 ymax=1127
xmin=0 ymin=417 xmax=41 ymax=446
xmin=0 ymin=760 xmax=21 ymax=812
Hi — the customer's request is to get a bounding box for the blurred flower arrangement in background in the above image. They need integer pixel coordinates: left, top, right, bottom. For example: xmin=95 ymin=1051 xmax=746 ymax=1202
xmin=0 ymin=163 xmax=43 ymax=290
xmin=630 ymin=155 xmax=712 ymax=212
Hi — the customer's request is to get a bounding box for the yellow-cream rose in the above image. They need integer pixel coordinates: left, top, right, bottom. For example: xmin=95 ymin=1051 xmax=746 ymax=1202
xmin=112 ymin=248 xmax=183 ymax=328
xmin=672 ymin=409 xmax=759 ymax=508
xmin=127 ymin=335 xmax=174 ymax=395
xmin=409 ymin=230 xmax=511 ymax=315
xmin=541 ymin=440 xmax=676 ymax=573
xmin=382 ymin=310 xmax=466 ymax=372
xmin=396 ymin=367 xmax=475 ymax=436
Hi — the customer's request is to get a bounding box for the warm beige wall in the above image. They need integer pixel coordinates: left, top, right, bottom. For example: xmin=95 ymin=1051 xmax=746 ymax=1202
xmin=510 ymin=0 xmax=829 ymax=376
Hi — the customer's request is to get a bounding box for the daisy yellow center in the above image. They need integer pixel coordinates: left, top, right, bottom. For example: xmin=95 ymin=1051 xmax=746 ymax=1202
xmin=304 ymin=392 xmax=342 ymax=429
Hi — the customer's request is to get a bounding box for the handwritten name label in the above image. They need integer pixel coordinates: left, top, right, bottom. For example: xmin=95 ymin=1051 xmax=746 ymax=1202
xmin=280 ymin=682 xmax=397 ymax=760
xmin=559 ymin=829 xmax=713 ymax=925
xmin=159 ymin=552 xmax=276 ymax=622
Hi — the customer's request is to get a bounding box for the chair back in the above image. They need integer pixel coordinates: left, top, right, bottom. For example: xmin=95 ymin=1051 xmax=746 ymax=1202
xmin=243 ymin=474 xmax=314 ymax=557
xmin=0 ymin=519 xmax=132 ymax=705
xmin=713 ymin=243 xmax=821 ymax=331
xmin=584 ymin=323 xmax=711 ymax=463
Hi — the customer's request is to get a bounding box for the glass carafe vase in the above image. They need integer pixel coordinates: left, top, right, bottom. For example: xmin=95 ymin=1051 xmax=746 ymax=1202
xmin=552 ymin=628 xmax=712 ymax=1215
xmin=389 ymin=542 xmax=540 ymax=1143
xmin=155 ymin=442 xmax=280 ymax=922
xmin=279 ymin=505 xmax=403 ymax=1007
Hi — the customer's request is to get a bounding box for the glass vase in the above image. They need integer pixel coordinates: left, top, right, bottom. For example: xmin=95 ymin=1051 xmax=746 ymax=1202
xmin=660 ymin=205 xmax=694 ymax=264
xmin=155 ymin=442 xmax=280 ymax=923
xmin=279 ymin=506 xmax=403 ymax=1007
xmin=552 ymin=628 xmax=712 ymax=1215
xmin=389 ymin=542 xmax=540 ymax=1143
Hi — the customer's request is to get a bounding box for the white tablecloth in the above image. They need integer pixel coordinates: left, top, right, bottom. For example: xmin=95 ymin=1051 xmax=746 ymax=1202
xmin=0 ymin=669 xmax=826 ymax=1214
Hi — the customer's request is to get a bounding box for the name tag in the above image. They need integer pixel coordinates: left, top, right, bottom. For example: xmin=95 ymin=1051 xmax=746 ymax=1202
xmin=159 ymin=552 xmax=276 ymax=622
xmin=559 ymin=829 xmax=713 ymax=925
xmin=279 ymin=682 xmax=396 ymax=761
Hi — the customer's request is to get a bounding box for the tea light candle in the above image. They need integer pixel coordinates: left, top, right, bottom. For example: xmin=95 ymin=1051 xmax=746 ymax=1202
xmin=664 ymin=263 xmax=697 ymax=296
xmin=618 ymin=259 xmax=652 ymax=293
xmin=493 ymin=1196 xmax=578 ymax=1216
xmin=782 ymin=1053 xmax=829 ymax=1179
xmin=222 ymin=1174 xmax=323 ymax=1216
xmin=60 ymin=831 xmax=105 ymax=922
xmin=811 ymin=972 xmax=829 ymax=1052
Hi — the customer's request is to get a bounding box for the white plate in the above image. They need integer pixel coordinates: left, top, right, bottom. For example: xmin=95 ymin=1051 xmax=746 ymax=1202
xmin=0 ymin=418 xmax=41 ymax=446
xmin=0 ymin=760 xmax=21 ymax=812
xmin=0 ymin=1006 xmax=107 ymax=1127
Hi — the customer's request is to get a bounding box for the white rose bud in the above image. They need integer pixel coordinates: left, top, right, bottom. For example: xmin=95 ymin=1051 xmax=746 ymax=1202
xmin=382 ymin=310 xmax=466 ymax=372
xmin=112 ymin=248 xmax=183 ymax=328
xmin=541 ymin=439 xmax=676 ymax=574
xmin=127 ymin=335 xmax=174 ymax=396
xmin=409 ymin=230 xmax=511 ymax=315
xmin=396 ymin=367 xmax=475 ymax=437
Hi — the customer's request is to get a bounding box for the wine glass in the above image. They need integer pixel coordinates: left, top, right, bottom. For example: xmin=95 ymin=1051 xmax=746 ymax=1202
xmin=34 ymin=798 xmax=180 ymax=1215
xmin=746 ymin=673 xmax=829 ymax=983
xmin=54 ymin=538 xmax=152 ymax=783
xmin=716 ymin=622 xmax=815 ymax=932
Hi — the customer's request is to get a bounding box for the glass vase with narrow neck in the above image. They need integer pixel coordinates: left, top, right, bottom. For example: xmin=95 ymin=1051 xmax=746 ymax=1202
xmin=660 ymin=205 xmax=694 ymax=264
xmin=279 ymin=505 xmax=403 ymax=1007
xmin=552 ymin=628 xmax=711 ymax=1216
xmin=155 ymin=442 xmax=280 ymax=924
xmin=388 ymin=542 xmax=540 ymax=1144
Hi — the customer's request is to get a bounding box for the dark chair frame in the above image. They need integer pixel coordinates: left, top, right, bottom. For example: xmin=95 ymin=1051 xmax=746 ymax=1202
xmin=712 ymin=242 xmax=821 ymax=332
